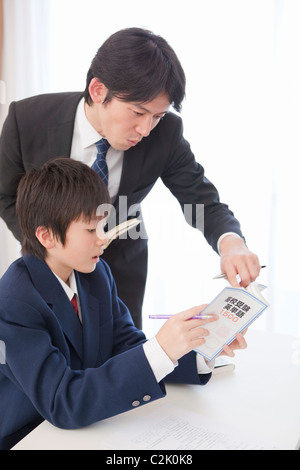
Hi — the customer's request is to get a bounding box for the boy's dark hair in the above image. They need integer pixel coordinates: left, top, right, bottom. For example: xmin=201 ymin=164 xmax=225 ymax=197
xmin=83 ymin=27 xmax=186 ymax=112
xmin=16 ymin=157 xmax=111 ymax=260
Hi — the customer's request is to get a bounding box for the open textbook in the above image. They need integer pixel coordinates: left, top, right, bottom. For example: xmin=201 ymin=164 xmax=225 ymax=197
xmin=102 ymin=218 xmax=141 ymax=249
xmin=194 ymin=282 xmax=269 ymax=361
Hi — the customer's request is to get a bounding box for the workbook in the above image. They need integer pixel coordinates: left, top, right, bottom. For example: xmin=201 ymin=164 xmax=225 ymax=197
xmin=194 ymin=282 xmax=269 ymax=361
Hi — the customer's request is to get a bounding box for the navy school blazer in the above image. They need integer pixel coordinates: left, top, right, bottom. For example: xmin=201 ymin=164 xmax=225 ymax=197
xmin=0 ymin=255 xmax=210 ymax=449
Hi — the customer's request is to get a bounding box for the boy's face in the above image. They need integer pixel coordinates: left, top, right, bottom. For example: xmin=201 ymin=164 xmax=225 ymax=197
xmin=45 ymin=217 xmax=107 ymax=283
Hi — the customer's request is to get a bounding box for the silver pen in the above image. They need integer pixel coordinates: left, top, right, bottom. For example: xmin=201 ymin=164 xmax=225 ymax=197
xmin=213 ymin=265 xmax=266 ymax=279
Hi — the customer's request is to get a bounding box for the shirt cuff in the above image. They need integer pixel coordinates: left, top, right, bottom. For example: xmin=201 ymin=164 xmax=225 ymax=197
xmin=196 ymin=353 xmax=215 ymax=374
xmin=143 ymin=337 xmax=178 ymax=383
xmin=217 ymin=232 xmax=242 ymax=254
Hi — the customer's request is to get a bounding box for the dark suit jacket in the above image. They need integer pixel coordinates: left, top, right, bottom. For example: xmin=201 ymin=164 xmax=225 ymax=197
xmin=0 ymin=254 xmax=210 ymax=450
xmin=0 ymin=93 xmax=243 ymax=325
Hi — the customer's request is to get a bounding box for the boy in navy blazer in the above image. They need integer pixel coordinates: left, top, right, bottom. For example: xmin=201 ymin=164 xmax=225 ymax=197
xmin=0 ymin=158 xmax=246 ymax=449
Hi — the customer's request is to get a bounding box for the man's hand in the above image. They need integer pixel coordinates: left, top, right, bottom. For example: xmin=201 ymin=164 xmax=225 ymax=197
xmin=219 ymin=235 xmax=260 ymax=288
xmin=155 ymin=306 xmax=218 ymax=363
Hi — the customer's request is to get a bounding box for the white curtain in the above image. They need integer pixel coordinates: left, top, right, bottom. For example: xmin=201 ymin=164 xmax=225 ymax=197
xmin=267 ymin=0 xmax=300 ymax=335
xmin=1 ymin=0 xmax=299 ymax=338
xmin=0 ymin=0 xmax=49 ymax=276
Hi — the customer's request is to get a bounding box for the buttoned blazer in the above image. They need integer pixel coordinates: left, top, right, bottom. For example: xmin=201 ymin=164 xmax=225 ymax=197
xmin=0 ymin=254 xmax=209 ymax=449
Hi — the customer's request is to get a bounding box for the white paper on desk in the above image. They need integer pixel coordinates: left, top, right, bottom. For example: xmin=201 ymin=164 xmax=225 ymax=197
xmin=103 ymin=404 xmax=283 ymax=450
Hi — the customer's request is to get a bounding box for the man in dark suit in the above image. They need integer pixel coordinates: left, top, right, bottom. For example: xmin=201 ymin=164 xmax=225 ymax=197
xmin=0 ymin=27 xmax=261 ymax=329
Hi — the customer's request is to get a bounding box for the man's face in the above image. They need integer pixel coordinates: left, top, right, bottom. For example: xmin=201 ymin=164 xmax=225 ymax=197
xmin=86 ymin=87 xmax=171 ymax=151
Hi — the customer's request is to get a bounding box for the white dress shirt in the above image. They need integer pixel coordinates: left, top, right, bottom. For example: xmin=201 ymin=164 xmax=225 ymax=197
xmin=70 ymin=97 xmax=123 ymax=203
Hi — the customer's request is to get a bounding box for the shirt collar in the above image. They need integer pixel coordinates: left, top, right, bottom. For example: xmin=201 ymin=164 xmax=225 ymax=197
xmin=53 ymin=270 xmax=78 ymax=302
xmin=76 ymin=97 xmax=103 ymax=149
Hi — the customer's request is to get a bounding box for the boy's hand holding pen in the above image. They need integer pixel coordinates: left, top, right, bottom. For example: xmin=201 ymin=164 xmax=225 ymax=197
xmin=154 ymin=306 xmax=218 ymax=363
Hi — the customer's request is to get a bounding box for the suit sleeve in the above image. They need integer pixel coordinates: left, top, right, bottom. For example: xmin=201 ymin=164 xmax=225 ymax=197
xmin=0 ymin=102 xmax=24 ymax=241
xmin=160 ymin=116 xmax=244 ymax=253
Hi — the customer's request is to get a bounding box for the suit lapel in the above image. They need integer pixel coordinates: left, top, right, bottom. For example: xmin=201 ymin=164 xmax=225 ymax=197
xmin=117 ymin=144 xmax=146 ymax=199
xmin=23 ymin=255 xmax=83 ymax=361
xmin=48 ymin=122 xmax=75 ymax=158
xmin=47 ymin=93 xmax=82 ymax=158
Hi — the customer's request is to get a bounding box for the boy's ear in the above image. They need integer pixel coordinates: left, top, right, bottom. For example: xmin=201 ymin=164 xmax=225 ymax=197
xmin=88 ymin=77 xmax=108 ymax=104
xmin=35 ymin=226 xmax=56 ymax=249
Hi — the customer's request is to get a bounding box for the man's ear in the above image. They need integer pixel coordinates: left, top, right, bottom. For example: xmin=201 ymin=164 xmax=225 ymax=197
xmin=35 ymin=226 xmax=56 ymax=249
xmin=88 ymin=77 xmax=108 ymax=104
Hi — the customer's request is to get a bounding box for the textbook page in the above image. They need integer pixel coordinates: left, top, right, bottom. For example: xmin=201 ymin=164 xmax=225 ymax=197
xmin=103 ymin=403 xmax=283 ymax=450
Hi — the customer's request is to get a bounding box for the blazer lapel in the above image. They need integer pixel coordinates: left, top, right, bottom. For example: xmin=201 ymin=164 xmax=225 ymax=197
xmin=23 ymin=255 xmax=83 ymax=361
xmin=50 ymin=297 xmax=83 ymax=362
xmin=76 ymin=273 xmax=103 ymax=369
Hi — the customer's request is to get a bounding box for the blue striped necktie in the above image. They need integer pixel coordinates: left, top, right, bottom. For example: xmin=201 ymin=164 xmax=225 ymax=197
xmin=92 ymin=138 xmax=110 ymax=186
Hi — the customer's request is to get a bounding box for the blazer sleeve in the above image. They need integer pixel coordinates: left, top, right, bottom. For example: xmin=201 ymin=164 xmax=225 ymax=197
xmin=0 ymin=294 xmax=166 ymax=430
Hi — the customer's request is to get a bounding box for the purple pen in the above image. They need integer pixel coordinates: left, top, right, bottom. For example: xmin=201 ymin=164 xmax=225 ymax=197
xmin=149 ymin=314 xmax=214 ymax=320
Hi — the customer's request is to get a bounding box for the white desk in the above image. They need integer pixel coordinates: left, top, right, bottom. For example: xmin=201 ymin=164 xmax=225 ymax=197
xmin=13 ymin=330 xmax=300 ymax=450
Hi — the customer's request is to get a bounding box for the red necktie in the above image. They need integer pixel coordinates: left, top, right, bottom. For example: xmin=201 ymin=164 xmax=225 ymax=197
xmin=71 ymin=294 xmax=79 ymax=317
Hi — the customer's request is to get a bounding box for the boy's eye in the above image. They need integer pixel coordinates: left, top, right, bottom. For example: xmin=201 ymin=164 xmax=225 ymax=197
xmin=87 ymin=229 xmax=96 ymax=233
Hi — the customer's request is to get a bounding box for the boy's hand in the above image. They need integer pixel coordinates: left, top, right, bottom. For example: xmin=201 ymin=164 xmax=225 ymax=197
xmin=155 ymin=306 xmax=218 ymax=363
xmin=219 ymin=330 xmax=248 ymax=357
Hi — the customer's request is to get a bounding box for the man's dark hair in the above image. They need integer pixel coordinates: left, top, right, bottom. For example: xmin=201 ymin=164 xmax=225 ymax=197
xmin=16 ymin=158 xmax=111 ymax=260
xmin=83 ymin=27 xmax=186 ymax=112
